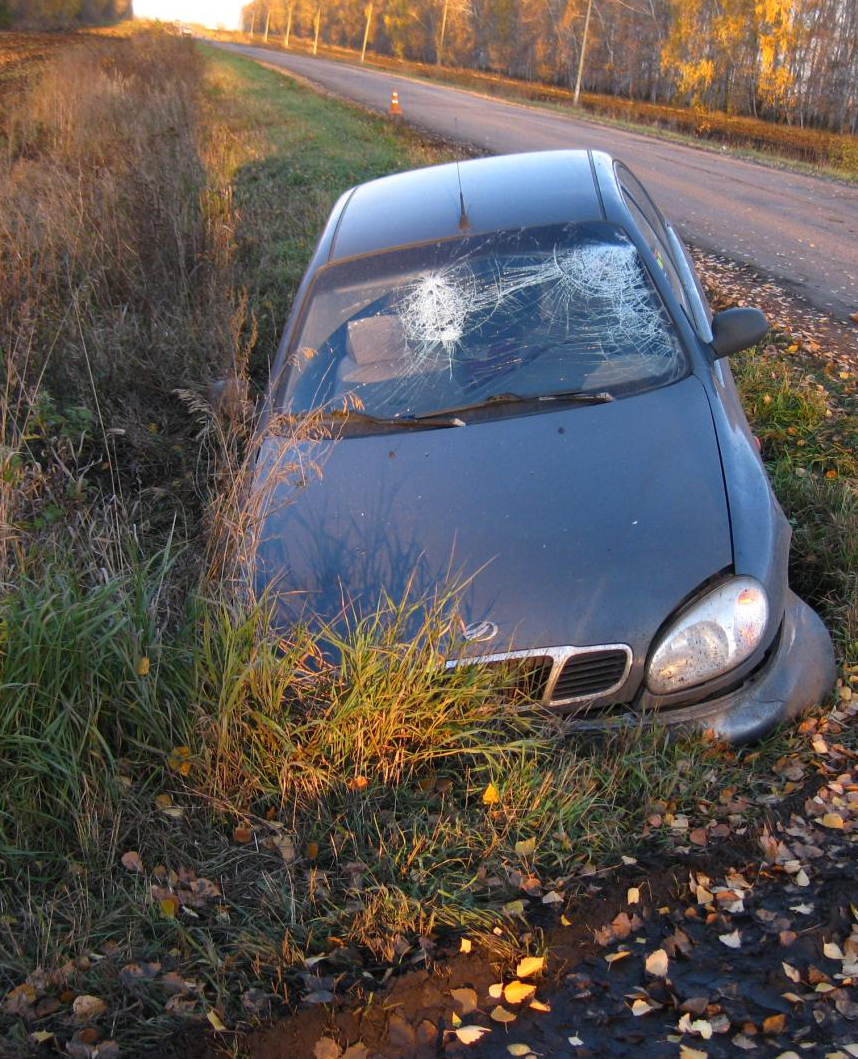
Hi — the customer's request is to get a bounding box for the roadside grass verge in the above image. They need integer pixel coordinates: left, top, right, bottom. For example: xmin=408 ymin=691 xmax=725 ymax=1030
xmin=212 ymin=32 xmax=858 ymax=182
xmin=0 ymin=38 xmax=854 ymax=1058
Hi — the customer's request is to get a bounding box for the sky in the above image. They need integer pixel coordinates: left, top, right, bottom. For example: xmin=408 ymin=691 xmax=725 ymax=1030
xmin=132 ymin=0 xmax=243 ymax=29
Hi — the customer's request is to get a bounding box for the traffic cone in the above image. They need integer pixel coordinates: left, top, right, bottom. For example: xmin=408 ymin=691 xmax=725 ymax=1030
xmin=389 ymin=90 xmax=401 ymax=116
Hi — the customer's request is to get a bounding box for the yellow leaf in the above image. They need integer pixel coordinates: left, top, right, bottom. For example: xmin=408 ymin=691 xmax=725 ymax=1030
xmin=206 ymin=1009 xmax=227 ymax=1032
xmin=627 ymin=887 xmax=640 ymax=905
xmin=508 ymin=1047 xmax=532 ymax=1057
xmin=514 ymin=837 xmax=537 ymax=857
xmin=167 ymin=746 xmax=192 ymax=775
xmin=504 ymin=980 xmax=536 ymax=1004
xmin=515 ymin=956 xmax=545 ymax=978
xmin=159 ymin=897 xmax=179 ymax=918
xmin=490 ymin=1005 xmax=517 ymax=1024
xmin=456 ymin=1026 xmax=489 ymax=1044
xmin=645 ymin=948 xmax=669 ymax=977
xmin=30 ymin=1032 xmax=54 ymax=1044
xmin=605 ymin=950 xmax=631 ymax=964
xmin=824 ymin=942 xmax=845 ymax=960
xmin=561 ymin=915 xmax=572 ymax=926
xmin=488 ymin=982 xmax=503 ymax=999
xmin=821 ymin=813 xmax=845 ymax=829
xmin=529 ymin=999 xmax=550 ymax=1012
xmin=137 ymin=656 xmax=150 ymax=676
xmin=482 ymin=782 xmax=500 ymax=805
xmin=680 ymin=1048 xmax=708 ymax=1059
xmin=155 ymin=793 xmax=172 ymax=810
xmin=503 ymin=900 xmax=526 ymax=916
xmin=631 ymin=998 xmax=655 ymax=1016
xmin=459 ymin=938 xmax=472 ymax=954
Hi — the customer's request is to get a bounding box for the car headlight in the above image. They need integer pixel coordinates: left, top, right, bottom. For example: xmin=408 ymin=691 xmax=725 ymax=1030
xmin=647 ymin=577 xmax=769 ymax=695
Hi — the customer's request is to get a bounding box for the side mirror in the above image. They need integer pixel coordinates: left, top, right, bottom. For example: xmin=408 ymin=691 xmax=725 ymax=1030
xmin=710 ymin=307 xmax=769 ymax=359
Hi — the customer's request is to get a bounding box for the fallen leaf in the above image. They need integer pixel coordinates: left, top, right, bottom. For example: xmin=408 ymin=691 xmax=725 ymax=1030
xmin=451 ymin=988 xmax=477 ymax=1015
xmin=783 ymin=962 xmax=801 ymax=982
xmin=691 ymin=1019 xmax=713 ymax=1039
xmin=137 ymin=656 xmax=150 ymax=676
xmin=167 ymin=746 xmax=192 ymax=775
xmin=159 ymin=897 xmax=179 ymax=918
xmin=763 ymin=1014 xmax=786 ymax=1034
xmin=207 ymin=1009 xmax=227 ymax=1032
xmin=120 ymin=851 xmax=143 ymax=873
xmin=482 ymin=783 xmax=500 ymax=805
xmin=529 ymin=999 xmax=550 ymax=1012
xmin=821 ymin=813 xmax=845 ymax=829
xmin=313 ymin=1038 xmax=341 ymax=1059
xmin=490 ymin=1005 xmax=517 ymax=1024
xmin=3 ymin=983 xmax=36 ymax=1015
xmin=507 ymin=1047 xmax=533 ymax=1057
xmin=514 ymin=837 xmax=536 ymax=857
xmin=632 ymin=998 xmax=656 ymax=1016
xmin=459 ymin=938 xmax=472 ymax=954
xmin=568 ymin=1035 xmax=584 ymax=1046
xmin=824 ymin=942 xmax=845 ymax=960
xmin=719 ymin=930 xmax=742 ymax=949
xmin=504 ymin=981 xmax=536 ymax=1004
xmin=455 ymin=1026 xmax=490 ymax=1044
xmin=72 ymin=995 xmax=106 ymax=1022
xmin=680 ymin=1047 xmax=708 ymax=1059
xmin=645 ymin=948 xmax=669 ymax=978
xmin=233 ymin=825 xmax=252 ymax=843
xmin=627 ymin=887 xmax=640 ymax=905
xmin=503 ymin=900 xmax=525 ymax=916
xmin=515 ymin=956 xmax=545 ymax=978
xmin=605 ymin=950 xmax=631 ymax=964
xmin=542 ymin=890 xmax=562 ymax=905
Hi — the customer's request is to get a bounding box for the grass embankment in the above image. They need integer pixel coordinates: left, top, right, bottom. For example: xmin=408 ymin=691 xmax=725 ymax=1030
xmin=212 ymin=30 xmax=858 ymax=181
xmin=0 ymin=32 xmax=855 ymax=1057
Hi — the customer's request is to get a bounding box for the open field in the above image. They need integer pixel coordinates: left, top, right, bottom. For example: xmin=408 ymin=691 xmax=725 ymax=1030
xmin=210 ymin=31 xmax=858 ymax=182
xmin=0 ymin=32 xmax=856 ymax=1058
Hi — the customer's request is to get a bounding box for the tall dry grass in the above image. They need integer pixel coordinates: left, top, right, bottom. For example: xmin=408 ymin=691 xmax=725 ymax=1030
xmin=0 ymin=29 xmax=243 ymax=574
xmin=0 ymin=28 xmax=252 ymax=864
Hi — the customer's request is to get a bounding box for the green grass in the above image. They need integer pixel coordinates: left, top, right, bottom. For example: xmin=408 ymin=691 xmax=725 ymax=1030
xmin=0 ymin=40 xmax=855 ymax=1058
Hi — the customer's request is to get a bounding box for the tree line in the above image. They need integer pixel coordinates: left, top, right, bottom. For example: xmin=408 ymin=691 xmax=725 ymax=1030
xmin=240 ymin=0 xmax=858 ymax=133
xmin=1 ymin=0 xmax=131 ymax=30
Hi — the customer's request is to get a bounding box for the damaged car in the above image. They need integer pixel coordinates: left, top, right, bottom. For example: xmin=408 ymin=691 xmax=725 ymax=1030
xmin=251 ymin=149 xmax=835 ymax=742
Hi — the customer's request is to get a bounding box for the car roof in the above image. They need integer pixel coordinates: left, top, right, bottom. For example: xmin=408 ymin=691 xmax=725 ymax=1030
xmin=329 ymin=150 xmax=608 ymax=262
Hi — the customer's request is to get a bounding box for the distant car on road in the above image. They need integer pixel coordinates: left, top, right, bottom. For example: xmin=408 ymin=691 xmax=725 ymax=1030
xmin=251 ymin=150 xmax=835 ymax=742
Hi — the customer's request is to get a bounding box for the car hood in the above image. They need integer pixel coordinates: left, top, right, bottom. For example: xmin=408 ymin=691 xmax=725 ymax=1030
xmin=252 ymin=375 xmax=732 ymax=661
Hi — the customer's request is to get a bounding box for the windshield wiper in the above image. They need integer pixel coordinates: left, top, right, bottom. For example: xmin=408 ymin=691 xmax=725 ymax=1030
xmin=319 ymin=408 xmax=465 ymax=430
xmin=413 ymin=389 xmax=613 ymax=420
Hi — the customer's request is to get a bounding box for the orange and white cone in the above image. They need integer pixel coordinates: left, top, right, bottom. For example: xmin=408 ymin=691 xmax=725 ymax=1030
xmin=389 ymin=90 xmax=401 ymax=116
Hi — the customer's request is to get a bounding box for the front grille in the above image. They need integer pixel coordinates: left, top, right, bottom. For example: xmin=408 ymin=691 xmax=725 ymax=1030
xmin=482 ymin=656 xmax=554 ymax=701
xmin=550 ymin=649 xmax=629 ymax=703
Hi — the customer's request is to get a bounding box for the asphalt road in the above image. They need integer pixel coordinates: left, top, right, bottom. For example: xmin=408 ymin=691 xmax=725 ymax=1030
xmin=215 ymin=42 xmax=858 ymax=325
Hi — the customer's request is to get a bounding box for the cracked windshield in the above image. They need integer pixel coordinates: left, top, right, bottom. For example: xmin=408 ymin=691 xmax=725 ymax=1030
xmin=283 ymin=222 xmax=687 ymax=419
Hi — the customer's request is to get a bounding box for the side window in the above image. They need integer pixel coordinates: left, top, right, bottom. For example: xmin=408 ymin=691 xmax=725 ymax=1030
xmin=622 ymin=194 xmax=690 ymax=316
xmin=615 ymin=164 xmax=692 ymax=315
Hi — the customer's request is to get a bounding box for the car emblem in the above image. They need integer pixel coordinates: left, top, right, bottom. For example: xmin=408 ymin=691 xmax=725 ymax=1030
xmin=462 ymin=620 xmax=498 ymax=643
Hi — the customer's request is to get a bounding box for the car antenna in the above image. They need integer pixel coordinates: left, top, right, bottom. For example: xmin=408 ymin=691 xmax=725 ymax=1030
xmin=454 ymin=121 xmax=470 ymax=231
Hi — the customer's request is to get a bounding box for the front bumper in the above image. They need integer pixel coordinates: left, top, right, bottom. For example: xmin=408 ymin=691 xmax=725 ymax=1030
xmin=566 ymin=589 xmax=836 ymax=743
